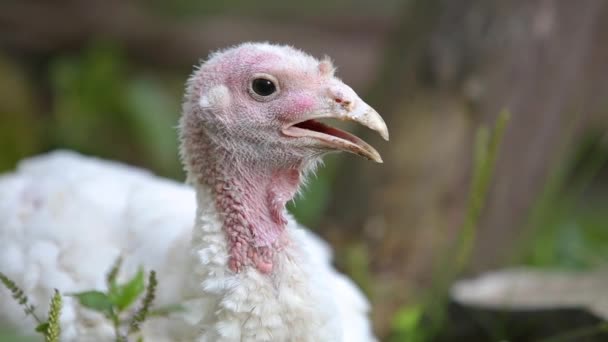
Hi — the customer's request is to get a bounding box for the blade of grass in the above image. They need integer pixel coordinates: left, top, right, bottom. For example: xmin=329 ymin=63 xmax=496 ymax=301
xmin=415 ymin=110 xmax=510 ymax=341
xmin=455 ymin=110 xmax=509 ymax=270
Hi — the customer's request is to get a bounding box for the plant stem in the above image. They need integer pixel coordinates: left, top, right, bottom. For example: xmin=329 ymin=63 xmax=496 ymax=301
xmin=110 ymin=310 xmax=125 ymax=342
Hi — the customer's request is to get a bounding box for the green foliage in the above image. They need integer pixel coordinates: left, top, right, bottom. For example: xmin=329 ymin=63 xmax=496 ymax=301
xmin=518 ymin=131 xmax=608 ymax=270
xmin=523 ymin=198 xmax=608 ymax=269
xmin=129 ymin=271 xmax=157 ymax=334
xmin=47 ymin=43 xmax=183 ymax=179
xmin=0 ymin=273 xmax=64 ymax=341
xmin=0 ymin=43 xmax=184 ymax=177
xmin=35 ymin=323 xmax=49 ymax=333
xmin=389 ymin=111 xmax=510 ymax=341
xmin=68 ymin=259 xmax=154 ymax=341
xmin=45 ymin=290 xmax=62 ymax=342
xmin=107 ymin=257 xmax=124 ymax=288
xmin=391 ymin=305 xmax=424 ymax=341
xmin=124 ymin=78 xmax=182 ymax=176
xmin=50 ymin=43 xmax=129 ymax=151
xmin=108 ymin=268 xmax=146 ymax=311
xmin=342 ymin=243 xmax=373 ymax=296
xmin=0 ymin=55 xmax=42 ymax=172
xmin=0 ymin=272 xmax=42 ymax=324
xmin=1 ymin=257 xmax=170 ymax=342
xmin=455 ymin=110 xmax=509 ymax=270
xmin=69 ymin=291 xmax=114 ymax=315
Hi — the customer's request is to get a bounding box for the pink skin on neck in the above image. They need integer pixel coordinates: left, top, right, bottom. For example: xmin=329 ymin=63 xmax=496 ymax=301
xmin=205 ymin=159 xmax=301 ymax=274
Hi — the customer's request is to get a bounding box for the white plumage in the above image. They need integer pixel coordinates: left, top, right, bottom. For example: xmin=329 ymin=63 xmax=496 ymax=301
xmin=0 ymin=151 xmax=374 ymax=341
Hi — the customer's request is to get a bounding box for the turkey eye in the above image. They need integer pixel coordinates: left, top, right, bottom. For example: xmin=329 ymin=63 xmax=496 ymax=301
xmin=251 ymin=78 xmax=276 ymax=96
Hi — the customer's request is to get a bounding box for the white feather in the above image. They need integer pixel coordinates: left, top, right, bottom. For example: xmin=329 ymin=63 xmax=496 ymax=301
xmin=0 ymin=151 xmax=375 ymax=341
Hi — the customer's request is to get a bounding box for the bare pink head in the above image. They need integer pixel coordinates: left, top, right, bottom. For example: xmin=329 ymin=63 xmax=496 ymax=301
xmin=180 ymin=43 xmax=388 ymax=273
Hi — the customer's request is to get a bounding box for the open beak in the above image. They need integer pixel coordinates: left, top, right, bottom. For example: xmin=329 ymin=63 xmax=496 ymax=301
xmin=282 ymin=86 xmax=389 ymax=163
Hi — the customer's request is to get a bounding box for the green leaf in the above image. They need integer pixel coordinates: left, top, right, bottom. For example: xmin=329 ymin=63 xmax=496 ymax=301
xmin=35 ymin=322 xmax=49 ymax=333
xmin=68 ymin=291 xmax=113 ymax=314
xmin=109 ymin=267 xmax=145 ymax=311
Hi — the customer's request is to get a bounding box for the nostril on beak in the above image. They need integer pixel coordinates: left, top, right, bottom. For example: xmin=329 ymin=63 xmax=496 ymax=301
xmin=333 ymin=97 xmax=352 ymax=109
xmin=328 ymin=85 xmax=354 ymax=109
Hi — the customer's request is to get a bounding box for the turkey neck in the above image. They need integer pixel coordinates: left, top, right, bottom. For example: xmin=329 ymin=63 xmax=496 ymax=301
xmin=207 ymin=161 xmax=300 ymax=274
xmin=183 ymin=128 xmax=302 ymax=274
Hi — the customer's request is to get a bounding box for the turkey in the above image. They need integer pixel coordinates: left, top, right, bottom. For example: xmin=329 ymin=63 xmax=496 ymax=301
xmin=0 ymin=42 xmax=388 ymax=341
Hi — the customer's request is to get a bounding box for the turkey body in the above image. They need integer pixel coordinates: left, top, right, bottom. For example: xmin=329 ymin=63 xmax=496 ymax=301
xmin=0 ymin=151 xmax=374 ymax=341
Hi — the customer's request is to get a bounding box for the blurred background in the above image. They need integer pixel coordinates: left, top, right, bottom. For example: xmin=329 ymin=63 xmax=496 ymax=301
xmin=1 ymin=0 xmax=608 ymax=341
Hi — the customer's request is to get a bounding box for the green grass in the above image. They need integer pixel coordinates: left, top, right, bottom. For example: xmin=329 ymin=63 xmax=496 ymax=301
xmin=519 ymin=131 xmax=608 ymax=270
xmin=523 ymin=195 xmax=608 ymax=269
xmin=388 ymin=111 xmax=510 ymax=342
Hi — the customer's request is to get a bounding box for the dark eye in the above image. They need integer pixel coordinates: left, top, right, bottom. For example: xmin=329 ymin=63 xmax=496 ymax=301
xmin=251 ymin=78 xmax=277 ymax=97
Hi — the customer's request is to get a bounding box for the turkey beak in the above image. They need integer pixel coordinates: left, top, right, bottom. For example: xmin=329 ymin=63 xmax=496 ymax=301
xmin=283 ymin=83 xmax=389 ymax=163
xmin=330 ymin=100 xmax=388 ymax=163
xmin=347 ymin=100 xmax=390 ymax=141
